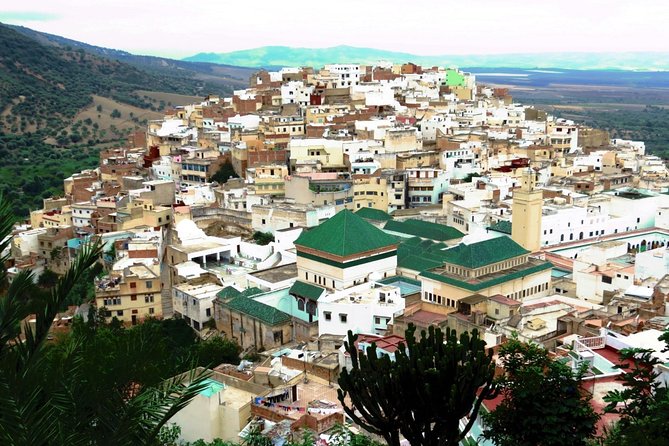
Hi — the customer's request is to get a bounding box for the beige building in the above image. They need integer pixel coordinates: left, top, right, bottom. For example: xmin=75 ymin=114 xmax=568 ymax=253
xmin=171 ymin=370 xmax=270 ymax=444
xmin=95 ymin=262 xmax=162 ymax=325
xmin=398 ymin=236 xmax=552 ymax=312
xmin=101 ymin=199 xmax=173 ymax=232
xmin=247 ymin=164 xmax=288 ymax=196
xmin=352 ymin=175 xmax=389 ymax=211
xmin=512 ymin=169 xmax=543 ymax=252
xmin=215 ymin=286 xmax=293 ymax=351
xmin=284 ymin=175 xmax=354 ymax=211
xmin=419 ymin=237 xmax=552 ymax=311
xmin=251 ymin=204 xmax=320 ymax=233
xmin=289 ymin=140 xmax=346 ymax=172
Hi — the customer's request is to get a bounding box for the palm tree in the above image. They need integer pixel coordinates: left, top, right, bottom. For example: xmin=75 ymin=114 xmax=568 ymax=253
xmin=0 ymin=196 xmax=208 ymax=445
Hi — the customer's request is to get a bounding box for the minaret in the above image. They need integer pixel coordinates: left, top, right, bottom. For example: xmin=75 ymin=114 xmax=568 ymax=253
xmin=511 ymin=167 xmax=542 ymax=252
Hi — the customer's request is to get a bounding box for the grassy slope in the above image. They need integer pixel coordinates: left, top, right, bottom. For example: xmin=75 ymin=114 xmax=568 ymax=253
xmin=0 ymin=23 xmax=243 ymax=216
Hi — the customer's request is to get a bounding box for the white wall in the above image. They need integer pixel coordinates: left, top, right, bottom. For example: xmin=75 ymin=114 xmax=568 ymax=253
xmin=635 ymin=247 xmax=669 ymax=280
xmin=318 ymin=288 xmax=404 ymax=336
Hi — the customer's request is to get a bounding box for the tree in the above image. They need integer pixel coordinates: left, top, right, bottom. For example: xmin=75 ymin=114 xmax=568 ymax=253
xmin=481 ymin=336 xmax=599 ymax=446
xmin=194 ymin=336 xmax=242 ymax=367
xmin=0 ymin=196 xmax=209 ymax=446
xmin=461 ymin=172 xmax=479 ymax=183
xmin=338 ymin=324 xmax=497 ymax=446
xmin=211 ymin=161 xmax=238 ymax=184
xmin=252 ymin=231 xmax=274 ymax=246
xmin=37 ymin=268 xmax=58 ymax=288
xmin=602 ymin=338 xmax=669 ymax=446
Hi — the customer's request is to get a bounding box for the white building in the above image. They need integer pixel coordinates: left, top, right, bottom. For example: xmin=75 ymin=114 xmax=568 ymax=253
xmin=324 ymin=64 xmax=361 ymax=88
xmin=173 ymin=282 xmax=223 ymax=332
xmin=317 ymin=283 xmax=404 ymax=336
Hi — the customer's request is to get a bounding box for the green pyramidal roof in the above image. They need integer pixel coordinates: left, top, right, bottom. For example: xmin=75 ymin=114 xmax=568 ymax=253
xmin=384 ymin=219 xmax=464 ymax=241
xmin=440 ymin=236 xmax=529 ymax=269
xmin=294 ymin=209 xmax=398 ymax=257
xmin=355 ymin=207 xmax=392 ymax=222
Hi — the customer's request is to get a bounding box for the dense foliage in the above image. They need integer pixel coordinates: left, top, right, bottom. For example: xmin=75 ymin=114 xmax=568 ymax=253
xmin=338 ymin=324 xmax=497 ymax=446
xmin=482 ymin=336 xmax=599 ymax=446
xmin=0 ymin=196 xmax=211 ymax=445
xmin=602 ymin=335 xmax=669 ymax=446
xmin=0 ymin=23 xmax=239 ymax=215
xmin=211 ymin=161 xmax=239 ymax=184
xmin=252 ymin=231 xmax=275 ymax=246
xmin=0 ymin=24 xmax=214 ymax=133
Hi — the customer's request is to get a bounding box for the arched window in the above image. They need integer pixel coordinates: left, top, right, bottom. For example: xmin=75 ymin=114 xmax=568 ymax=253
xmin=297 ymin=298 xmax=305 ymax=311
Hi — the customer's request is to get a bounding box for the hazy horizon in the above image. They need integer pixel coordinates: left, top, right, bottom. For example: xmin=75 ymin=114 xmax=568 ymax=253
xmin=1 ymin=0 xmax=668 ymax=60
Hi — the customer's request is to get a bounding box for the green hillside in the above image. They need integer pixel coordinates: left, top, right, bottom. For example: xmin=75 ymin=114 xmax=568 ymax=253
xmin=0 ymin=23 xmax=238 ymax=216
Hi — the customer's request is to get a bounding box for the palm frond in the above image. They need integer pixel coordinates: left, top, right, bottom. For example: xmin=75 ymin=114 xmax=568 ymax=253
xmin=0 ymin=195 xmax=16 ymax=287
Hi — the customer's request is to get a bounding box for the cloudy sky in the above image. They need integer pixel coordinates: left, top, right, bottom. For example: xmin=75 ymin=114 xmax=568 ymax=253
xmin=1 ymin=0 xmax=667 ymax=58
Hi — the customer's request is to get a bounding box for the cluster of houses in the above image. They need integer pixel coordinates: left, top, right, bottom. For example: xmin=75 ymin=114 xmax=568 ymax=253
xmin=5 ymin=62 xmax=669 ymax=443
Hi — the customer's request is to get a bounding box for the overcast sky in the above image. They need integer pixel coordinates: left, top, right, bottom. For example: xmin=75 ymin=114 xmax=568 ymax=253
xmin=1 ymin=0 xmax=667 ymax=58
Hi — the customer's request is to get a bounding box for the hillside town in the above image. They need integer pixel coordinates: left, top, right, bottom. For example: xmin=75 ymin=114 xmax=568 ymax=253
xmin=5 ymin=62 xmax=669 ymax=444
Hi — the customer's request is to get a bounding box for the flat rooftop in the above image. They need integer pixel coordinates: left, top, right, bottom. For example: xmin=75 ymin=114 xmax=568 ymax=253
xmin=250 ymin=263 xmax=298 ymax=283
xmin=401 ymin=309 xmax=449 ymax=326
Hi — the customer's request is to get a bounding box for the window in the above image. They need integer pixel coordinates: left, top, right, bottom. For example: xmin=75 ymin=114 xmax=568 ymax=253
xmin=145 ymin=295 xmax=154 ymax=303
xmin=339 ymin=313 xmax=348 ymax=323
xmin=116 ymin=310 xmax=123 ymax=317
xmin=206 ymin=308 xmax=211 ymax=317
xmin=149 ymin=307 xmax=154 ymax=314
xmin=146 ymin=281 xmax=153 ymax=289
xmin=262 ymin=219 xmax=266 ymax=225
xmin=130 ymin=282 xmax=137 ymax=289
xmin=297 ymin=299 xmax=305 ymax=311
xmin=602 ymin=276 xmax=612 ymax=284
xmin=375 ymin=317 xmax=381 ymax=325
xmin=324 ymin=311 xmax=331 ymax=321
xmin=131 ymin=294 xmax=137 ymax=301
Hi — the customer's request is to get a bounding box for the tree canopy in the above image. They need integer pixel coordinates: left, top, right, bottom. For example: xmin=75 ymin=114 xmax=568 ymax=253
xmin=338 ymin=324 xmax=497 ymax=446
xmin=0 ymin=196 xmax=211 ymax=445
xmin=482 ymin=336 xmax=600 ymax=446
xmin=602 ymin=331 xmax=669 ymax=446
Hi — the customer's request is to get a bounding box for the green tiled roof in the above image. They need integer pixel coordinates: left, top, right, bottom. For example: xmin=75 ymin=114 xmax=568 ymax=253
xmin=420 ymin=261 xmax=553 ymax=292
xmin=384 ymin=219 xmax=464 ymax=242
xmin=223 ymin=296 xmax=291 ymax=326
xmin=355 ymin=207 xmax=392 ymax=222
xmin=217 ymin=286 xmax=242 ymax=301
xmin=488 ymin=220 xmax=512 ymax=235
xmin=217 ymin=286 xmax=263 ymax=301
xmin=398 ymin=254 xmax=443 ymax=272
xmin=438 ymin=237 xmax=529 ymax=269
xmin=240 ymin=287 xmax=264 ymax=298
xmin=396 ymin=238 xmax=453 ymax=272
xmin=289 ymin=280 xmax=326 ymax=301
xmin=378 ymin=276 xmax=421 ymax=287
xmin=294 ymin=209 xmax=398 ymax=257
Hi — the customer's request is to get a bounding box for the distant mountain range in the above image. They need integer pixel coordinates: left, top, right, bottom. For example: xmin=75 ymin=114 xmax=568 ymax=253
xmin=8 ymin=24 xmax=255 ymax=89
xmin=183 ymin=45 xmax=669 ymax=71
